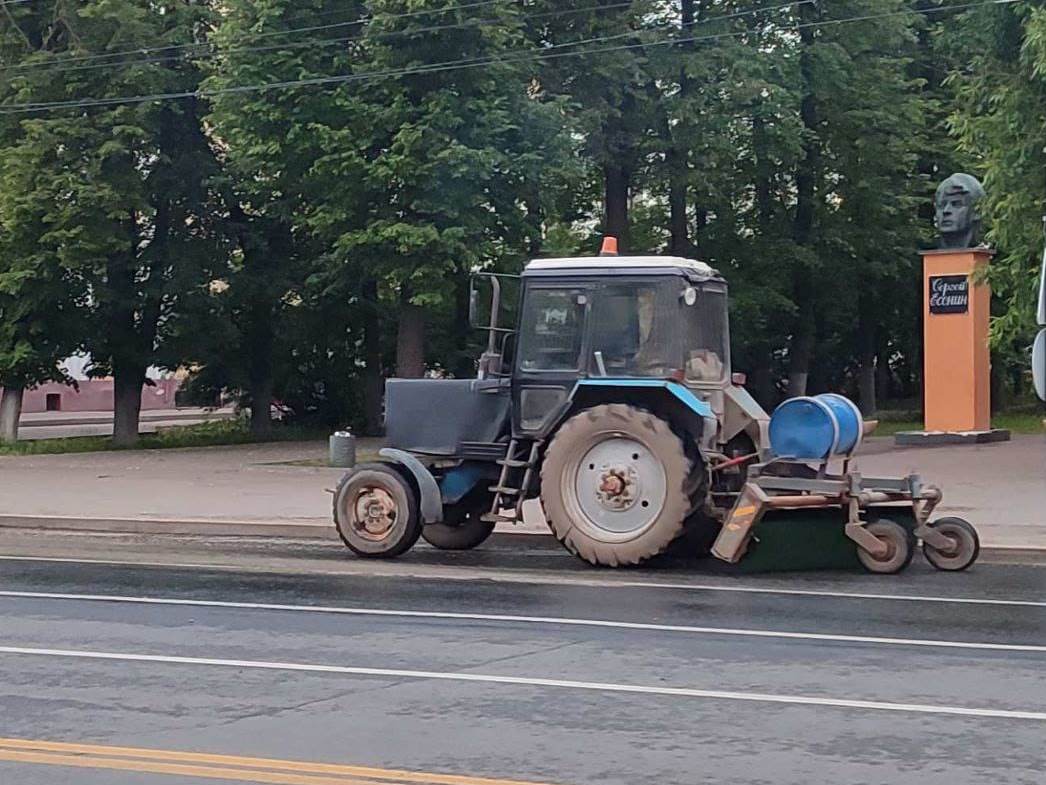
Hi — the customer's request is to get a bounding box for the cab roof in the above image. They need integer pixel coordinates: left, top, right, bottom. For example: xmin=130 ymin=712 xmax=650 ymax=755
xmin=524 ymin=255 xmax=719 ymax=279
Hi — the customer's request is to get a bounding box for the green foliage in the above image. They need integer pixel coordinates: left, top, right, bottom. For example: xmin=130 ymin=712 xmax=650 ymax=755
xmin=0 ymin=1 xmax=220 ymax=442
xmin=949 ymin=1 xmax=1046 ymax=362
xmin=0 ymin=0 xmax=1040 ymax=428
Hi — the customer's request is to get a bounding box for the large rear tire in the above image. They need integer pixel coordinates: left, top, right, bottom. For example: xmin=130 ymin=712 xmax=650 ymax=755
xmin=333 ymin=463 xmax=423 ymax=558
xmin=540 ymin=404 xmax=692 ymax=566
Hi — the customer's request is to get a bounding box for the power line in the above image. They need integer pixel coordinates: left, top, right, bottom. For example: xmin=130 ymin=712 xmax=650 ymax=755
xmin=3 ymin=0 xmax=515 ymax=73
xmin=0 ymin=0 xmax=1015 ymax=116
xmin=0 ymin=0 xmax=803 ymax=93
xmin=7 ymin=1 xmax=640 ymax=78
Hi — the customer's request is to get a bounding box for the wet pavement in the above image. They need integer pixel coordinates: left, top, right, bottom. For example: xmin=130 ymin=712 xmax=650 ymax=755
xmin=0 ymin=529 xmax=1044 ymax=785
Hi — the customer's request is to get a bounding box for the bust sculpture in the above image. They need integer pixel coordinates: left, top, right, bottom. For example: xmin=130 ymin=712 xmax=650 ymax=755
xmin=934 ymin=173 xmax=985 ymax=249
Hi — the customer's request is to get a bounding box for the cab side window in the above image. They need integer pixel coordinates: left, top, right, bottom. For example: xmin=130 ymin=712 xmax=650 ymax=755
xmin=517 ymin=288 xmax=586 ymax=372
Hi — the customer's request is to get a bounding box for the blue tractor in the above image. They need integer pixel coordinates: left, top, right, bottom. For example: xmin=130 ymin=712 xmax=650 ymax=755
xmin=332 ymin=240 xmax=772 ymax=567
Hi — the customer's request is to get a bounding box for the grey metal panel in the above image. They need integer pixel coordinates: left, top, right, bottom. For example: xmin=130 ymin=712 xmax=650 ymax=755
xmin=384 ymin=378 xmax=510 ymax=456
xmin=378 ymin=448 xmax=443 ymax=524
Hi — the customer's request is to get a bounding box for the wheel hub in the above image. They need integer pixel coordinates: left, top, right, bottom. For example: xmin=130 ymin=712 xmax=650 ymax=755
xmin=596 ymin=465 xmax=639 ymax=511
xmin=353 ymin=487 xmax=397 ymax=537
xmin=572 ymin=436 xmax=667 ymax=535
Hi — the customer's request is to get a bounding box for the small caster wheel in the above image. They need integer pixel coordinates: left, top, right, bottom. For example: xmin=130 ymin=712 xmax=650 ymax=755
xmin=857 ymin=519 xmax=915 ymax=574
xmin=922 ymin=517 xmax=980 ymax=572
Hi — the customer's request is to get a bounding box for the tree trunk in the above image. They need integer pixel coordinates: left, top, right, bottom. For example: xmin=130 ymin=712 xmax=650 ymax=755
xmin=858 ymin=298 xmax=878 ymax=415
xmin=395 ymin=285 xmax=426 ymax=379
xmin=249 ymin=375 xmax=273 ymax=437
xmin=668 ymin=0 xmax=696 ymax=257
xmin=876 ymin=347 xmax=891 ymax=407
xmin=362 ymin=279 xmax=384 ymax=435
xmin=523 ymin=190 xmax=544 ymax=259
xmin=112 ymin=368 xmax=144 ymax=448
xmin=246 ymin=306 xmax=275 ymax=437
xmin=0 ymin=385 xmax=23 ymax=444
xmin=858 ymin=363 xmax=877 ymax=417
xmin=603 ymin=162 xmax=630 ymax=251
xmin=787 ymin=4 xmax=821 ymax=397
xmin=787 ymin=310 xmax=815 ymax=396
xmin=990 ymin=354 xmax=1003 ymax=415
xmin=752 ymin=114 xmax=774 ymax=226
xmin=748 ymin=351 xmax=776 ymax=411
xmin=667 ymin=146 xmax=689 ymax=257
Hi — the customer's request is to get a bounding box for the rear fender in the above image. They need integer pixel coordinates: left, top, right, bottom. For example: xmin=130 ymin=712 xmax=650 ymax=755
xmin=378 ymin=448 xmax=443 ymax=524
xmin=567 ymin=379 xmax=716 ymax=452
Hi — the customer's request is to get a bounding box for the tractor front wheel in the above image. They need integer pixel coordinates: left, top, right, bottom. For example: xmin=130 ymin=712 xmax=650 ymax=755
xmin=540 ymin=404 xmax=692 ymax=567
xmin=333 ymin=463 xmax=423 ymax=558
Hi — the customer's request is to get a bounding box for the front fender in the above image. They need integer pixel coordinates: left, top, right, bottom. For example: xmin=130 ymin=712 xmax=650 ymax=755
xmin=378 ymin=448 xmax=443 ymax=524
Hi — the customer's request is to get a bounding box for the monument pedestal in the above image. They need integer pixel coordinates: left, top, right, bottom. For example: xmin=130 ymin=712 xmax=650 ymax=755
xmin=894 ymin=247 xmax=1010 ymax=446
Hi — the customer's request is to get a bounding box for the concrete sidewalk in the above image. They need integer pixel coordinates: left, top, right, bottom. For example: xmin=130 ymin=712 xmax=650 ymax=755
xmin=18 ymin=407 xmax=236 ymax=440
xmin=0 ymin=435 xmax=1043 ymax=550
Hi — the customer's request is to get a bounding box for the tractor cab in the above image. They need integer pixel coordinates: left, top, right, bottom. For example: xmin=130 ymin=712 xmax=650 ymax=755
xmin=509 ymin=254 xmax=732 ymax=445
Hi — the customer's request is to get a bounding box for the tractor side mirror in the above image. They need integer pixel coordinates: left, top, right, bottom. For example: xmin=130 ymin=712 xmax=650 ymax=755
xmin=502 ymin=332 xmax=517 ymax=368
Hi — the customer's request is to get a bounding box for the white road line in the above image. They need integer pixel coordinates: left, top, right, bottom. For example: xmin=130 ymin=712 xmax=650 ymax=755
xmin=0 ymin=553 xmax=1044 ymax=609
xmin=0 ymin=645 xmax=1043 ymax=722
xmin=1 ymin=590 xmax=1043 ymax=654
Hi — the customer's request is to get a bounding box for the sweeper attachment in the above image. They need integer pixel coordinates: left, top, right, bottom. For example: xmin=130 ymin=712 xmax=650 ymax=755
xmin=711 ymin=394 xmax=980 ymax=574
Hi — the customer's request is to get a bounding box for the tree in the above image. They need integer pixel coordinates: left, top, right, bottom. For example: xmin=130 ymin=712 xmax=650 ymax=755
xmin=527 ymin=0 xmax=663 ymax=251
xmin=0 ymin=2 xmax=85 ymax=442
xmin=0 ymin=0 xmax=220 ymax=445
xmin=0 ymin=0 xmax=220 ymax=446
xmin=210 ymin=0 xmax=570 ymax=410
xmin=949 ymin=1 xmax=1046 ymax=395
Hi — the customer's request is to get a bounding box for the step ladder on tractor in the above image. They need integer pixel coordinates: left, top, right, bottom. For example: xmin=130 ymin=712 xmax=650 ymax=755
xmin=331 ymin=238 xmax=980 ymax=574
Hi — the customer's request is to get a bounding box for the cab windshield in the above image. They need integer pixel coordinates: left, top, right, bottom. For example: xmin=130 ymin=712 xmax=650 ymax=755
xmin=588 ymin=279 xmax=729 ymax=382
xmin=516 ymin=277 xmax=729 ymax=381
xmin=588 ymin=281 xmax=679 ymax=377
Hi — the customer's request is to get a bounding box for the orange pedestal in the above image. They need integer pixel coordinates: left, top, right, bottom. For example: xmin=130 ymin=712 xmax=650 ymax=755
xmin=921 ymin=248 xmax=992 ymax=432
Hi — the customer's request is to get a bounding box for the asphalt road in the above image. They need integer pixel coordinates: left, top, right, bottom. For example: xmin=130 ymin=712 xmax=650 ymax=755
xmin=0 ymin=530 xmax=1044 ymax=785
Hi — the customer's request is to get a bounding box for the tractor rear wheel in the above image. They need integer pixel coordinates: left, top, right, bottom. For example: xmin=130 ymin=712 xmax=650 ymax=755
xmin=333 ymin=463 xmax=423 ymax=558
xmin=540 ymin=404 xmax=692 ymax=566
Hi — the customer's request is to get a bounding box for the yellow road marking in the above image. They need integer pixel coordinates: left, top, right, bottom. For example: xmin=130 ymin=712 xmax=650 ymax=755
xmin=0 ymin=738 xmax=559 ymax=785
xmin=0 ymin=749 xmax=393 ymax=784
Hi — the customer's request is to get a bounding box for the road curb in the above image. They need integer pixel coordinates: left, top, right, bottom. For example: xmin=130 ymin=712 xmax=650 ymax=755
xmin=0 ymin=514 xmax=339 ymax=540
xmin=0 ymin=514 xmax=1042 ymax=561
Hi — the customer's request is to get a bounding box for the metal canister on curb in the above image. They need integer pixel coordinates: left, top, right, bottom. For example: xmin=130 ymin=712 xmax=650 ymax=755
xmin=329 ymin=431 xmax=356 ymax=468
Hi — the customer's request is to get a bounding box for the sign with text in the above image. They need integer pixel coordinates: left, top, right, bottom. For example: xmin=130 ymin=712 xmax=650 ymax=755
xmin=929 ymin=274 xmax=969 ymax=314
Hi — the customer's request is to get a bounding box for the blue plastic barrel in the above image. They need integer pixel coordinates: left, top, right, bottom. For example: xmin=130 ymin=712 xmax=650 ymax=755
xmin=818 ymin=393 xmax=863 ymax=455
xmin=769 ymin=394 xmax=863 ymax=460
